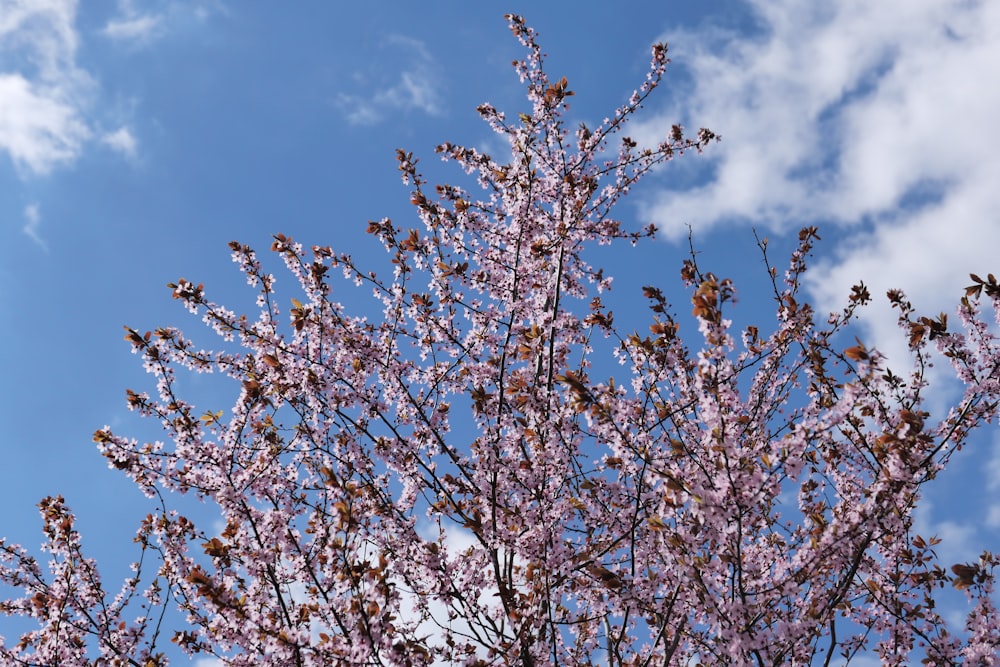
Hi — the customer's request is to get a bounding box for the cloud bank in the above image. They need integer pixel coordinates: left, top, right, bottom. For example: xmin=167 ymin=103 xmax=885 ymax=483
xmin=641 ymin=0 xmax=1000 ymax=328
xmin=646 ymin=0 xmax=999 ymax=234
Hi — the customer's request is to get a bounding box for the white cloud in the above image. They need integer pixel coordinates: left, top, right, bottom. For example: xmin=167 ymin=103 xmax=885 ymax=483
xmin=643 ymin=0 xmax=1000 ymax=234
xmin=987 ymin=504 xmax=1000 ymax=529
xmin=805 ymin=177 xmax=998 ymax=375
xmin=0 ymin=1 xmax=160 ymax=177
xmin=22 ymin=202 xmax=46 ymax=250
xmin=634 ymin=0 xmax=1000 ymax=371
xmin=402 ymin=521 xmax=488 ymax=662
xmin=99 ymin=0 xmax=226 ymax=46
xmin=0 ymin=0 xmax=94 ymax=174
xmin=336 ymin=35 xmax=444 ymax=126
xmin=985 ymin=434 xmax=1000 ymax=528
xmin=102 ymin=13 xmax=162 ymax=43
xmin=914 ymin=501 xmax=979 ymax=568
xmin=830 ymin=655 xmax=883 ymax=667
xmin=101 ymin=125 xmax=138 ymax=157
xmin=0 ymin=73 xmax=90 ymax=172
xmin=0 ymin=0 xmax=79 ymax=73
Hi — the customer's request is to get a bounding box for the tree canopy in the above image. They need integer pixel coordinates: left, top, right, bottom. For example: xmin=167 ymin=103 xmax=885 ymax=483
xmin=2 ymin=14 xmax=999 ymax=666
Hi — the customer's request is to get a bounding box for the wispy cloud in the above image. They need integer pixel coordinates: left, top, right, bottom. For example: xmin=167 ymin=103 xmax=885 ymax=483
xmin=22 ymin=203 xmax=47 ymax=250
xmin=102 ymin=12 xmax=162 ymax=44
xmin=99 ymin=0 xmax=227 ymax=47
xmin=101 ymin=125 xmax=138 ymax=157
xmin=336 ymin=35 xmax=444 ymax=126
xmin=0 ymin=0 xmax=93 ymax=175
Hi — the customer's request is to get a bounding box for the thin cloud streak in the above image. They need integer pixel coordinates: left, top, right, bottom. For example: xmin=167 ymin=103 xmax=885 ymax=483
xmin=22 ymin=203 xmax=47 ymax=250
xmin=102 ymin=13 xmax=162 ymax=43
xmin=99 ymin=0 xmax=228 ymax=47
xmin=336 ymin=35 xmax=444 ymax=126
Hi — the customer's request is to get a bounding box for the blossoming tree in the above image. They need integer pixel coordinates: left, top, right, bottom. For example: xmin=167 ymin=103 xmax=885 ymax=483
xmin=3 ymin=14 xmax=1000 ymax=666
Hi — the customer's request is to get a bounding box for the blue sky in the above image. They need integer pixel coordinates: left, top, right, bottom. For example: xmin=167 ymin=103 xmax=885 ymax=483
xmin=2 ymin=0 xmax=999 ymax=658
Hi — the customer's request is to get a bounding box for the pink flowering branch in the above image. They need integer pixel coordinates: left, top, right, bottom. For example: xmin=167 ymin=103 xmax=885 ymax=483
xmin=2 ymin=14 xmax=998 ymax=666
xmin=0 ymin=496 xmax=169 ymax=665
